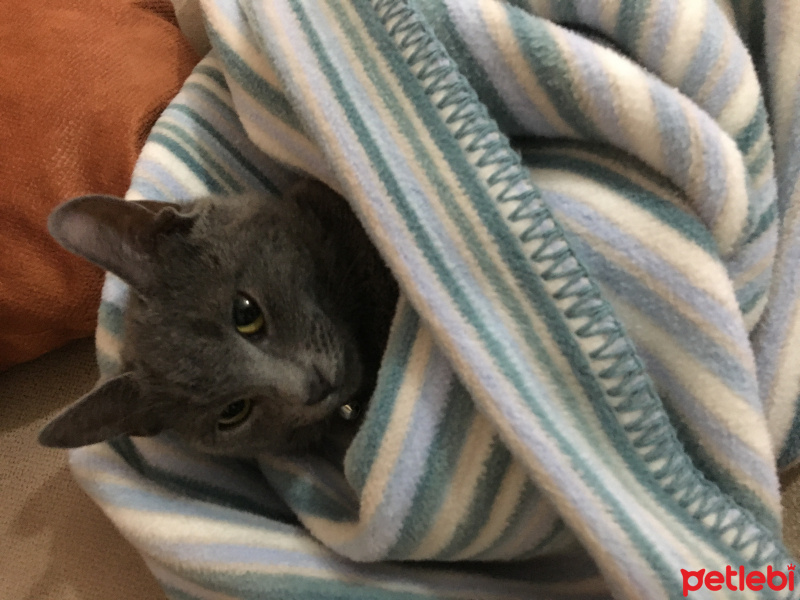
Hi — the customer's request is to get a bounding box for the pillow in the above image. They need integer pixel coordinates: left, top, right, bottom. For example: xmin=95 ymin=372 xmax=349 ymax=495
xmin=0 ymin=0 xmax=199 ymax=371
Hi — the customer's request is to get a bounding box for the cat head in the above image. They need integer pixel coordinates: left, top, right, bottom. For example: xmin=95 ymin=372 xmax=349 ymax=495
xmin=39 ymin=181 xmax=363 ymax=456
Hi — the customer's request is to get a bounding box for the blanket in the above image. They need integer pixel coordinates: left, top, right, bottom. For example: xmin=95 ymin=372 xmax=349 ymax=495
xmin=69 ymin=1 xmax=800 ymax=598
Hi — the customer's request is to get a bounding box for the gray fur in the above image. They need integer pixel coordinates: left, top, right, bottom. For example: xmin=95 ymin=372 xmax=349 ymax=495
xmin=39 ymin=180 xmax=398 ymax=458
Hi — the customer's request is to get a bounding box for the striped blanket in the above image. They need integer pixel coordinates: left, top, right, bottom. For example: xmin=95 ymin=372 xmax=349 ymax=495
xmin=70 ymin=0 xmax=800 ymax=598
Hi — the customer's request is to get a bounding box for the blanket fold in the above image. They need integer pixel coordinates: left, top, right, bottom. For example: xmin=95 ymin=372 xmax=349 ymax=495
xmin=69 ymin=1 xmax=800 ymax=598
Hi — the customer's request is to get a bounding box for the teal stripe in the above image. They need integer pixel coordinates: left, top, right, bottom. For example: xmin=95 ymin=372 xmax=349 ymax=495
xmin=736 ymin=101 xmax=767 ymax=155
xmin=110 ymin=437 xmax=295 ymax=521
xmin=547 ymin=0 xmax=579 ymax=22
xmin=148 ymin=133 xmax=226 ymax=194
xmin=260 ymin=466 xmax=358 ymax=522
xmin=471 ymin=478 xmax=540 ymax=559
xmin=519 ymin=145 xmax=720 ymax=254
xmin=157 ymin=122 xmax=245 ymax=193
xmin=738 ymin=282 xmax=768 ymax=315
xmin=743 ymin=202 xmax=776 ymax=245
xmin=388 ymin=381 xmax=477 ymax=558
xmin=195 ymin=63 xmax=230 ymax=90
xmin=411 ymin=0 xmax=526 ymax=135
xmin=98 ymin=300 xmax=125 ymax=337
xmin=345 ymin=304 xmax=420 ymax=493
xmin=507 ymin=5 xmax=602 ymax=139
xmin=748 ymin=132 xmax=774 ymax=180
xmin=435 ymin=438 xmax=515 ymax=559
xmin=206 ymin=29 xmax=304 ymax=132
xmin=170 ymin=103 xmax=281 ymax=194
xmin=615 ymin=0 xmax=651 ymax=53
xmin=664 ymin=403 xmax=780 ymax=536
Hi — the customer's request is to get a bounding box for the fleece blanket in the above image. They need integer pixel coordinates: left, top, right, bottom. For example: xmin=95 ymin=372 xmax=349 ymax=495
xmin=69 ymin=0 xmax=800 ymax=598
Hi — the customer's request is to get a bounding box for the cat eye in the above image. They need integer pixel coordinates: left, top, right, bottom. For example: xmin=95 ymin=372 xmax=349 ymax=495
xmin=233 ymin=293 xmax=265 ymax=337
xmin=217 ymin=398 xmax=252 ymax=429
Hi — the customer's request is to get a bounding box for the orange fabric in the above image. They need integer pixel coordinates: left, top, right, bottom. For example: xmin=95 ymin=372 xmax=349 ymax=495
xmin=0 ymin=0 xmax=199 ymax=371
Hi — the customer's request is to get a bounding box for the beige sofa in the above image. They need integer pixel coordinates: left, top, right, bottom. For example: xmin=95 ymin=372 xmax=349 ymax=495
xmin=0 ymin=339 xmax=164 ymax=599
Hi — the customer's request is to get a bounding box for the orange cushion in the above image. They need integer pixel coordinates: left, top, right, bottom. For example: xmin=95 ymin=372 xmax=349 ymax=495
xmin=0 ymin=0 xmax=199 ymax=371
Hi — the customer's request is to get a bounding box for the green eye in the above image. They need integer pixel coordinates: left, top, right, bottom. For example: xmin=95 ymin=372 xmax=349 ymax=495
xmin=218 ymin=399 xmax=252 ymax=429
xmin=233 ymin=293 xmax=265 ymax=336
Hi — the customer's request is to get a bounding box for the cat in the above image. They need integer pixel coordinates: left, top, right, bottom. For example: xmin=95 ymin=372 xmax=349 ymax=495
xmin=39 ymin=179 xmax=398 ymax=459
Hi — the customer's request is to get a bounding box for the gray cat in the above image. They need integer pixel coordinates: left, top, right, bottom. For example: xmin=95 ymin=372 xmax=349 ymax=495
xmin=39 ymin=180 xmax=398 ymax=458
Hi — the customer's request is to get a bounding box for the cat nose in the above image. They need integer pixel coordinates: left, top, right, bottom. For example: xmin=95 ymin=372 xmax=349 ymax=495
xmin=306 ymin=366 xmax=336 ymax=406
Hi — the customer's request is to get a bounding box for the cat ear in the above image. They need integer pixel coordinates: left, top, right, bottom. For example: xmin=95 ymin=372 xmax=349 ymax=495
xmin=48 ymin=195 xmax=192 ymax=294
xmin=38 ymin=373 xmax=163 ymax=448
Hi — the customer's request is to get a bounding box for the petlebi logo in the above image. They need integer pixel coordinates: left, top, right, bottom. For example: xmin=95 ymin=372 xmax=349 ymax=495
xmin=681 ymin=564 xmax=795 ymax=596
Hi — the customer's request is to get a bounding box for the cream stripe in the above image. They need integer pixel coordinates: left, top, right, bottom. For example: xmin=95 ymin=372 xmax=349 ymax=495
xmin=95 ymin=324 xmax=122 ymax=362
xmin=769 ymin=0 xmax=800 ymax=159
xmin=598 ymin=47 xmax=665 ymax=175
xmin=141 ymin=142 xmax=212 ymax=196
xmin=184 ymin=65 xmax=233 ymax=101
xmin=531 ymin=168 xmax=749 ymax=334
xmin=409 ymin=417 xmax=497 ymax=559
xmin=485 ymin=2 xmax=576 ymax=137
xmin=504 ymin=506 xmax=568 ymax=559
xmin=661 ymin=0 xmax=709 ymax=85
xmin=713 ymin=0 xmax=737 ymax=25
xmin=679 ymin=94 xmax=749 ymax=255
xmin=551 ymin=30 xmax=611 ymax=140
xmin=302 ymin=327 xmax=434 ymax=543
xmin=733 ymin=247 xmax=775 ymax=291
xmin=227 ymin=80 xmax=331 ymax=182
xmin=559 ymin=214 xmax=755 ymax=373
xmin=744 ymin=292 xmax=769 ymax=332
xmin=525 ymin=144 xmax=692 ymax=213
xmin=603 ymin=292 xmax=778 ymax=479
xmin=124 ymin=169 xmax=176 ymax=203
xmin=745 ymin=126 xmax=771 ymax=167
xmin=597 ymin=0 xmax=621 ymax=35
xmin=451 ymin=459 xmax=530 ymax=559
xmin=151 ymin=128 xmax=240 ymax=193
xmin=717 ymin=54 xmax=761 ymax=136
xmin=72 ymin=461 xmax=154 ymax=491
xmin=693 ymin=22 xmax=733 ymax=110
xmin=520 ymin=0 xmax=551 ymax=19
xmin=200 ymin=0 xmax=282 ymax=87
xmin=106 ymin=505 xmax=323 ymax=551
xmin=180 ymin=71 xmax=240 ymax=121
